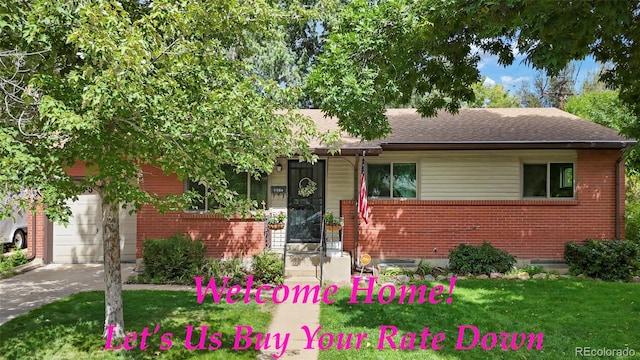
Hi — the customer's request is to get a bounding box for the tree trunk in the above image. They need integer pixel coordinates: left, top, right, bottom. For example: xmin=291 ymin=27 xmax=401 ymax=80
xmin=102 ymin=200 xmax=125 ymax=339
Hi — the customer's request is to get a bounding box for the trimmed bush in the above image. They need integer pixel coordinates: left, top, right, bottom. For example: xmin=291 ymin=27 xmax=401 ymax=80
xmin=202 ymin=258 xmax=248 ymax=286
xmin=0 ymin=250 xmax=28 ymax=275
xmin=252 ymin=250 xmax=283 ymax=285
xmin=564 ymin=240 xmax=640 ymax=281
xmin=449 ymin=242 xmax=516 ymax=275
xmin=142 ymin=233 xmax=206 ymax=284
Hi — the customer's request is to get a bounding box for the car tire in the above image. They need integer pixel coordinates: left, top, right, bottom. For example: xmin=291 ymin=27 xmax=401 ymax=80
xmin=13 ymin=229 xmax=26 ymax=249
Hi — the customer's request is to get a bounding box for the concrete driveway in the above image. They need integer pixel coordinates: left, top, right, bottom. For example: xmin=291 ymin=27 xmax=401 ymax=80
xmin=0 ymin=263 xmax=135 ymax=325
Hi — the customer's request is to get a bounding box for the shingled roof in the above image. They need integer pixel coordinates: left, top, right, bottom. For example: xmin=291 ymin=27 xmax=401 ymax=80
xmin=300 ymin=107 xmax=636 ymax=154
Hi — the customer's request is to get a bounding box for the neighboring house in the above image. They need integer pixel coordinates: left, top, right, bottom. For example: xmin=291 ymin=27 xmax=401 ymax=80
xmin=27 ymin=108 xmax=635 ymax=267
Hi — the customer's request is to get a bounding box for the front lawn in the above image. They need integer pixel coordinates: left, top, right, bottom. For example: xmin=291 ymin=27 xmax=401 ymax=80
xmin=0 ymin=290 xmax=272 ymax=360
xmin=318 ymin=279 xmax=640 ymax=359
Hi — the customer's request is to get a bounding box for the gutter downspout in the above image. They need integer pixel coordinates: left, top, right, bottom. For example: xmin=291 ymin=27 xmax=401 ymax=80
xmin=615 ymin=154 xmax=623 ymax=240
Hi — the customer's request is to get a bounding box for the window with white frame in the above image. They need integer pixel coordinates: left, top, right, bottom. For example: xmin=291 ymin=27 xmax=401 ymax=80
xmin=186 ymin=167 xmax=268 ymax=211
xmin=367 ymin=162 xmax=417 ymax=198
xmin=522 ymin=163 xmax=574 ymax=198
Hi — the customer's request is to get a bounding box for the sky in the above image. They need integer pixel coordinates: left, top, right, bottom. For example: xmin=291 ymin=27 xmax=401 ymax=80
xmin=477 ymin=52 xmax=600 ymax=95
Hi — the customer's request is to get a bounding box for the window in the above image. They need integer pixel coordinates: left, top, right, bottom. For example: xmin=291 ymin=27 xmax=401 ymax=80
xmin=186 ymin=167 xmax=268 ymax=211
xmin=367 ymin=162 xmax=417 ymax=198
xmin=523 ymin=163 xmax=574 ymax=198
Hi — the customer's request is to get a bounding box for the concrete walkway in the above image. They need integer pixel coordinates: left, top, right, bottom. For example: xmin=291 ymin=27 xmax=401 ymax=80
xmin=260 ymin=277 xmax=321 ymax=360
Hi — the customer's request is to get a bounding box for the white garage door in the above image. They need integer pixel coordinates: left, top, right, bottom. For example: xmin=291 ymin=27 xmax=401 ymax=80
xmin=52 ymin=194 xmax=136 ymax=263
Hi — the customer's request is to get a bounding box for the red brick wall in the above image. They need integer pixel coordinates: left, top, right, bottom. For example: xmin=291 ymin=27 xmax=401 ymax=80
xmin=341 ymin=150 xmax=625 ymax=261
xmin=26 ymin=208 xmax=45 ymax=261
xmin=137 ymin=164 xmax=266 ymax=259
xmin=66 ymin=161 xmax=90 ymax=177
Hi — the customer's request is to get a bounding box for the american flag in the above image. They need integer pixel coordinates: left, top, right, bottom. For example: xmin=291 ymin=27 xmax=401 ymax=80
xmin=358 ymin=156 xmax=369 ymax=224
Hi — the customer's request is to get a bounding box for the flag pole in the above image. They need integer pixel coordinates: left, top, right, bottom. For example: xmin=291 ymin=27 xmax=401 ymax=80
xmin=359 ymin=151 xmax=365 ymax=279
xmin=353 ymin=152 xmax=360 ymax=271
xmin=356 ymin=150 xmax=370 ymax=270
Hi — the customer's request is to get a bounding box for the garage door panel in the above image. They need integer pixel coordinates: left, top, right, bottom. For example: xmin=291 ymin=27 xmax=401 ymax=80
xmin=53 ymin=247 xmax=102 ymax=263
xmin=53 ymin=195 xmax=137 ymax=264
xmin=53 ymin=224 xmax=99 ymax=237
xmin=53 ymin=236 xmax=100 ymax=247
xmin=119 ymin=211 xmax=136 ymax=261
xmin=64 ymin=218 xmax=100 ymax=227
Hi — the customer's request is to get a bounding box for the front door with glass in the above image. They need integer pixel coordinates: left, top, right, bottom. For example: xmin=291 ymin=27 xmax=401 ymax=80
xmin=287 ymin=160 xmax=325 ymax=243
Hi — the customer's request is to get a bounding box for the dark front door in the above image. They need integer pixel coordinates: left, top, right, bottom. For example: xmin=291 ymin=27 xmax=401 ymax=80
xmin=287 ymin=160 xmax=325 ymax=243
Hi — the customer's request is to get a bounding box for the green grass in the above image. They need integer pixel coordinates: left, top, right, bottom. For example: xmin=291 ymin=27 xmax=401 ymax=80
xmin=318 ymin=279 xmax=640 ymax=359
xmin=0 ymin=290 xmax=272 ymax=360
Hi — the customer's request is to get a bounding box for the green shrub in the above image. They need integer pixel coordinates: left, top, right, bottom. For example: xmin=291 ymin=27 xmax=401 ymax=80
xmin=507 ymin=265 xmax=546 ymax=276
xmin=381 ymin=267 xmax=412 ymax=276
xmin=10 ymin=250 xmax=27 ymax=267
xmin=252 ymin=250 xmax=283 ymax=285
xmin=415 ymin=260 xmax=432 ymax=276
xmin=142 ymin=234 xmax=206 ymax=284
xmin=0 ymin=250 xmax=28 ymax=274
xmin=625 ymin=174 xmax=640 ymax=243
xmin=125 ymin=273 xmax=169 ymax=285
xmin=202 ymin=258 xmax=248 ymax=286
xmin=522 ymin=265 xmax=546 ymax=276
xmin=625 ymin=200 xmax=640 ymax=243
xmin=448 ymin=242 xmax=516 ymax=275
xmin=564 ymin=240 xmax=640 ymax=281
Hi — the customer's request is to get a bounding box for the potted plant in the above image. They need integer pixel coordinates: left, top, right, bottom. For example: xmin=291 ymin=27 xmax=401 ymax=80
xmin=324 ymin=211 xmax=344 ymax=231
xmin=267 ymin=211 xmax=286 ymax=230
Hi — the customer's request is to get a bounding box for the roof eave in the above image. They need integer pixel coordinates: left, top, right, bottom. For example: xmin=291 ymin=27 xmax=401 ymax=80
xmin=312 ymin=146 xmax=383 ymax=156
xmin=380 ymin=140 xmax=637 ymax=151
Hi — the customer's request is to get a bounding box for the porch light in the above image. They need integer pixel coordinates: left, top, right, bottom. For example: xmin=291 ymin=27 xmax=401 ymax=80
xmin=276 ymin=163 xmax=282 ymax=172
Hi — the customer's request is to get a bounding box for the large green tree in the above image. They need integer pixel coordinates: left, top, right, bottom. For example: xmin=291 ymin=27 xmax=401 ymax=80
xmin=565 ymin=90 xmax=636 ymax=135
xmin=1 ymin=0 xmax=320 ymax=338
xmin=308 ymin=0 xmax=640 ymax=140
xmin=565 ymin=89 xmax=640 ymax=241
xmin=517 ymin=64 xmax=577 ymax=109
xmin=466 ymin=78 xmax=519 ymax=108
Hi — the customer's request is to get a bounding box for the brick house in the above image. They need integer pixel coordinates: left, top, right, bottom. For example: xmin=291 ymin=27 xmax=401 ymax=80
xmin=28 ymin=108 xmax=635 ymax=269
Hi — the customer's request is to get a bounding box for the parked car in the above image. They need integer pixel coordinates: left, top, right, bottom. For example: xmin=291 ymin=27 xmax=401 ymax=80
xmin=0 ymin=199 xmax=28 ymax=249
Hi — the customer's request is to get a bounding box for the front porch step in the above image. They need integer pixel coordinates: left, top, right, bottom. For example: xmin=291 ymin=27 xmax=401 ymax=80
xmin=283 ymin=249 xmax=352 ymax=283
xmin=286 ymin=252 xmax=320 ymax=264
xmin=286 ymin=243 xmax=322 ymax=252
xmin=283 ymin=242 xmax=323 ymax=278
xmin=284 ymin=252 xmax=321 ymax=278
xmin=285 ymin=267 xmax=319 ymax=278
xmin=283 ymin=276 xmax=320 ymax=285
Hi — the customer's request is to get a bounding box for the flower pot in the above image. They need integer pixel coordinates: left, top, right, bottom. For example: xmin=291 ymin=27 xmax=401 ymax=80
xmin=325 ymin=224 xmax=343 ymax=232
xmin=267 ymin=223 xmax=285 ymax=230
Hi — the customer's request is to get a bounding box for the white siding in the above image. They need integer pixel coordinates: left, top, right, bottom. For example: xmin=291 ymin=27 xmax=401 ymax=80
xmin=371 ymin=152 xmax=421 ymax=163
xmin=325 ymin=157 xmax=355 ymax=215
xmin=268 ymin=159 xmax=288 ymax=210
xmin=421 ymin=154 xmax=519 ymax=199
xmin=420 ymin=150 xmax=577 ymax=200
xmin=265 ymin=159 xmax=288 ymax=251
